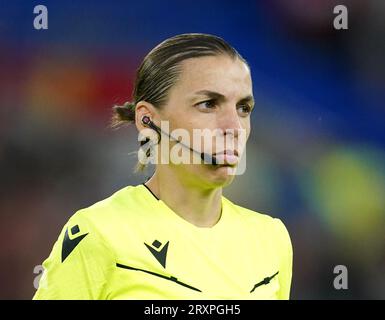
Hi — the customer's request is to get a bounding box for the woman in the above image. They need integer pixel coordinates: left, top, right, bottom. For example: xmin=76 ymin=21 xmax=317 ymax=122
xmin=33 ymin=33 xmax=293 ymax=300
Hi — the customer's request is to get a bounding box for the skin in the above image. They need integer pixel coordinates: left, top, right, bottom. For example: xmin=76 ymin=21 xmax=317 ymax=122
xmin=135 ymin=55 xmax=254 ymax=227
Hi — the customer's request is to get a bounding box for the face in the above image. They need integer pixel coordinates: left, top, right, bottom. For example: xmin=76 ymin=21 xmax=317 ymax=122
xmin=157 ymin=55 xmax=253 ymax=189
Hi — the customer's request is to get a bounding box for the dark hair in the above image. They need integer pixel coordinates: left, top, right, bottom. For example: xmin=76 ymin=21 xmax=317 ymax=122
xmin=111 ymin=33 xmax=247 ymax=171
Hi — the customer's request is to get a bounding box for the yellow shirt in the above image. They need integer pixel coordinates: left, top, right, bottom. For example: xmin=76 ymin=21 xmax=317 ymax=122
xmin=33 ymin=184 xmax=293 ymax=300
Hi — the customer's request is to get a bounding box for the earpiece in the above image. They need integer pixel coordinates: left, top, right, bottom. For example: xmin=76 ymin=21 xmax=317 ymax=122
xmin=142 ymin=116 xmax=161 ymax=134
xmin=141 ymin=115 xmax=151 ymax=126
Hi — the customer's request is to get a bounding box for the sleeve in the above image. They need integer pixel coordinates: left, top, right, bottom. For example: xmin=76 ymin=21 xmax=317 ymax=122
xmin=274 ymin=218 xmax=293 ymax=300
xmin=33 ymin=211 xmax=115 ymax=300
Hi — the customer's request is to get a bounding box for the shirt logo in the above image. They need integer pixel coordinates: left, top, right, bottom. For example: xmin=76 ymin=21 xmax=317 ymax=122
xmin=144 ymin=240 xmax=169 ymax=268
xmin=61 ymin=225 xmax=88 ymax=262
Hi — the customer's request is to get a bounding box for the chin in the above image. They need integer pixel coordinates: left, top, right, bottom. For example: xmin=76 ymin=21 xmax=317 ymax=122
xmin=208 ymin=165 xmax=237 ymax=187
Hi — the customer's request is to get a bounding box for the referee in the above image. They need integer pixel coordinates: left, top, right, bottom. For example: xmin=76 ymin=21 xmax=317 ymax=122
xmin=33 ymin=33 xmax=293 ymax=300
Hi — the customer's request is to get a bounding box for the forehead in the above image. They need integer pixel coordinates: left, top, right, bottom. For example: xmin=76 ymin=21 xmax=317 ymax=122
xmin=171 ymin=55 xmax=252 ymax=99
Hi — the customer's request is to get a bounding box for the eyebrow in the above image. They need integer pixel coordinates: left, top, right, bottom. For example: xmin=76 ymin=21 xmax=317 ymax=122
xmin=191 ymin=90 xmax=254 ymax=106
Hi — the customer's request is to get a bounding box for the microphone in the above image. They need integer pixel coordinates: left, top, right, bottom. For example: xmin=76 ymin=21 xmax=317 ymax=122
xmin=141 ymin=116 xmax=218 ymax=165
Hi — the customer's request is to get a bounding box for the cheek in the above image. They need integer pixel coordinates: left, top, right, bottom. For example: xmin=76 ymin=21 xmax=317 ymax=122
xmin=238 ymin=119 xmax=251 ymax=152
xmin=246 ymin=126 xmax=251 ymax=140
xmin=242 ymin=118 xmax=251 ymax=138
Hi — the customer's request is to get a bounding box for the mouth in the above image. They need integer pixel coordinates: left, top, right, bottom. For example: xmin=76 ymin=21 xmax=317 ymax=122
xmin=213 ymin=150 xmax=239 ymax=165
xmin=214 ymin=149 xmax=239 ymax=156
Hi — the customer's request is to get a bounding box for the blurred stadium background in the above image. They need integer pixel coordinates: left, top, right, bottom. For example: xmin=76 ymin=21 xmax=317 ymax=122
xmin=0 ymin=0 xmax=384 ymax=299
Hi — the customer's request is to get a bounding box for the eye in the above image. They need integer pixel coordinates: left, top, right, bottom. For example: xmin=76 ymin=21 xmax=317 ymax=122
xmin=195 ymin=99 xmax=217 ymax=112
xmin=237 ymin=104 xmax=253 ymax=117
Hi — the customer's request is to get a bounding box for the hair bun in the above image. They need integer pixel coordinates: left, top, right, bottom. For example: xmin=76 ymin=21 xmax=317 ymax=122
xmin=111 ymin=101 xmax=136 ymax=127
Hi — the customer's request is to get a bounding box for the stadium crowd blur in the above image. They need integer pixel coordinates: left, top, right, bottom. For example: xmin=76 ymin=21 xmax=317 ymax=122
xmin=0 ymin=0 xmax=384 ymax=299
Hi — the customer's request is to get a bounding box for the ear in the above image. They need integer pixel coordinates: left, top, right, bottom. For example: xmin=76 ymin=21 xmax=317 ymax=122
xmin=134 ymin=101 xmax=157 ymax=132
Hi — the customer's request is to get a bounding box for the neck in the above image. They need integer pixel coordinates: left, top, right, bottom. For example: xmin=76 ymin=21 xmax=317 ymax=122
xmin=145 ymin=166 xmax=222 ymax=228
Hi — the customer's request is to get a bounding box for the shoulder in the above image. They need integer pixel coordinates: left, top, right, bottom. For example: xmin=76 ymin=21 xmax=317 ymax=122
xmin=70 ymin=184 xmax=142 ymax=220
xmin=62 ymin=185 xmax=145 ymax=239
xmin=223 ymin=197 xmax=291 ymax=242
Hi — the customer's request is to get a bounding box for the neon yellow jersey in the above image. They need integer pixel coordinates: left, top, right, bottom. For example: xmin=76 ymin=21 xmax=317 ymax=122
xmin=33 ymin=184 xmax=293 ymax=300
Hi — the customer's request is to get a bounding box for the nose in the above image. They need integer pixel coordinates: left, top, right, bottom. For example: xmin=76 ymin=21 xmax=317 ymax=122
xmin=218 ymin=106 xmax=243 ymax=138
